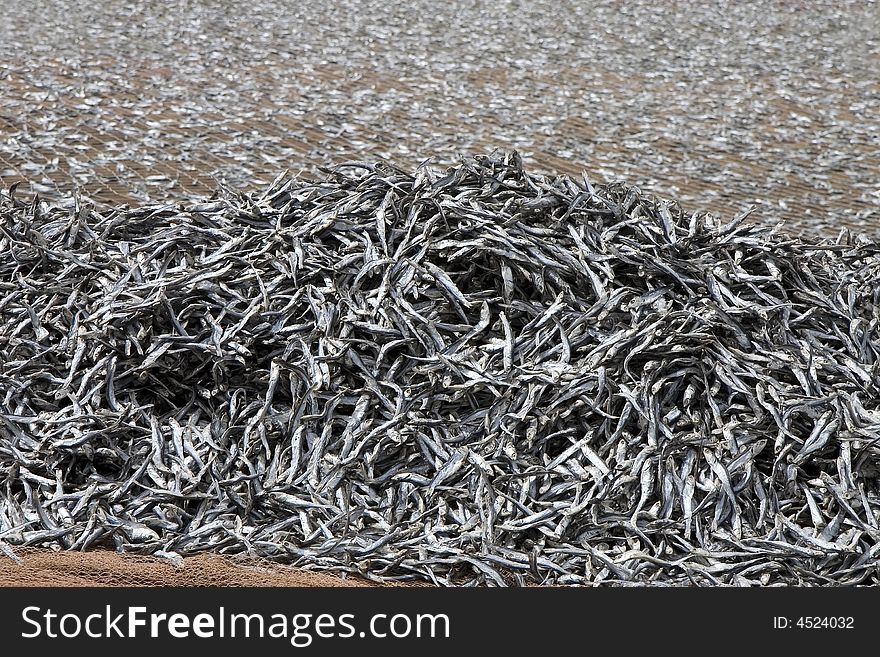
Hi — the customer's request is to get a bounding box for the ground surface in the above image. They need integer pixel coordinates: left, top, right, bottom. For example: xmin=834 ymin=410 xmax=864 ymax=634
xmin=1 ymin=0 xmax=879 ymax=587
xmin=1 ymin=0 xmax=879 ymax=236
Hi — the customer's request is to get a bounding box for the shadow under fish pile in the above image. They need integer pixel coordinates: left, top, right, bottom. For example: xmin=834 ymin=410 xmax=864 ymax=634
xmin=1 ymin=153 xmax=880 ymax=586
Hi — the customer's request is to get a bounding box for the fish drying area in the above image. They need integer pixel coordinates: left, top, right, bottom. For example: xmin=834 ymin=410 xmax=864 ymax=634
xmin=2 ymin=0 xmax=879 ymax=235
xmin=1 ymin=0 xmax=880 ymax=586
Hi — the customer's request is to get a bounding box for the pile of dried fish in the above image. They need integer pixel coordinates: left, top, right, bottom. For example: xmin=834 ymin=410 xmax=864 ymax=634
xmin=2 ymin=153 xmax=879 ymax=586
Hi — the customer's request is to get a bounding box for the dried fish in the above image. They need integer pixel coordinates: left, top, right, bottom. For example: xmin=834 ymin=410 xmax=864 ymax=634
xmin=1 ymin=153 xmax=879 ymax=587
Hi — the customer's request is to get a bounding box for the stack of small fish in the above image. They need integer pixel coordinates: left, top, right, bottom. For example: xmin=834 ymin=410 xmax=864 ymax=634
xmin=1 ymin=153 xmax=879 ymax=586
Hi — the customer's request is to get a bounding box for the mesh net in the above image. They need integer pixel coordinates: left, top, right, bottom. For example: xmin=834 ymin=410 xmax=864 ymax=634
xmin=0 ymin=548 xmax=386 ymax=587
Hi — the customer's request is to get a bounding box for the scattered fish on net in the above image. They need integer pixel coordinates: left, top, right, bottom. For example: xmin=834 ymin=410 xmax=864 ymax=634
xmin=1 ymin=152 xmax=879 ymax=586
